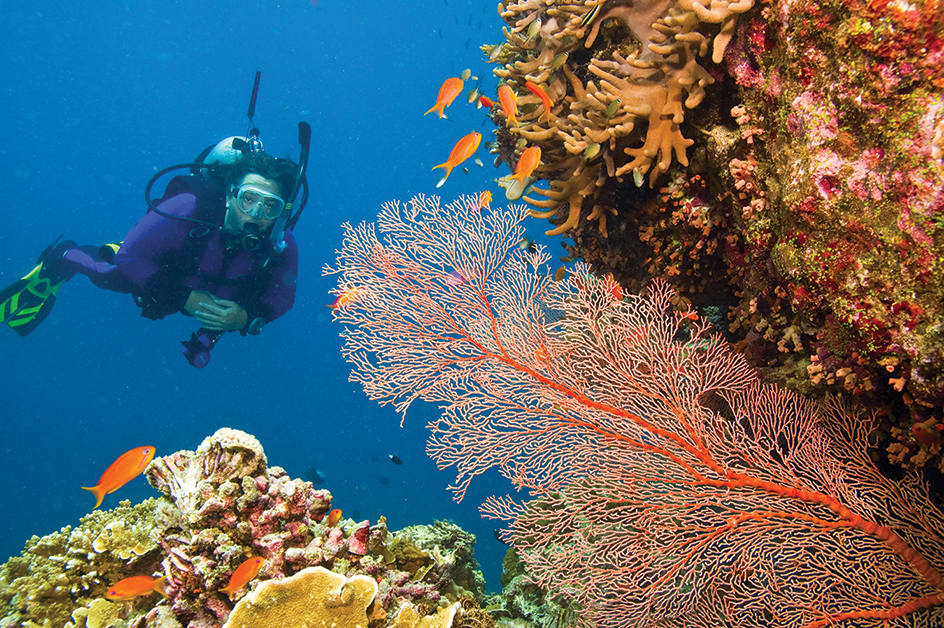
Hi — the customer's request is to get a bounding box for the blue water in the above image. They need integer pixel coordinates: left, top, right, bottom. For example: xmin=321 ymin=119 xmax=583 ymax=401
xmin=0 ymin=0 xmax=557 ymax=592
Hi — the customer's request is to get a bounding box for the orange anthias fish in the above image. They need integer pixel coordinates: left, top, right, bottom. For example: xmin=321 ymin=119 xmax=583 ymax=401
xmin=326 ymin=508 xmax=343 ymax=527
xmin=424 ymin=77 xmax=464 ymax=119
xmin=479 ymin=95 xmax=495 ymax=108
xmin=106 ymin=575 xmax=167 ymax=601
xmin=220 ymin=557 xmax=265 ymax=595
xmin=433 ymin=131 xmax=482 ymax=188
xmin=476 ymin=190 xmax=492 ymax=211
xmin=327 ymin=286 xmax=359 ymax=310
xmin=497 ymin=84 xmax=518 ymax=127
xmin=525 ymin=81 xmax=554 ymax=123
xmin=511 ymin=146 xmax=541 ymax=185
xmin=82 ymin=446 xmax=156 ymax=509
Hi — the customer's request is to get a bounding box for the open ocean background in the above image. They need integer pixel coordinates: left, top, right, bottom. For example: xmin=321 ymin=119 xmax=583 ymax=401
xmin=0 ymin=0 xmax=562 ymax=591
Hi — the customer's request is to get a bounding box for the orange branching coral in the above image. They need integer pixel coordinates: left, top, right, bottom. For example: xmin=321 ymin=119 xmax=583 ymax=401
xmin=491 ymin=0 xmax=754 ymax=235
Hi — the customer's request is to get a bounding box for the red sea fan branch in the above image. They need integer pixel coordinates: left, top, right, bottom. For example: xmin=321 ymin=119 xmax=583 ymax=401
xmin=325 ymin=194 xmax=944 ymax=627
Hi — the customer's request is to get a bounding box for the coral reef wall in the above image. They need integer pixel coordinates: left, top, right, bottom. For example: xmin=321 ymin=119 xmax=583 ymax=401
xmin=487 ymin=0 xmax=944 ymax=474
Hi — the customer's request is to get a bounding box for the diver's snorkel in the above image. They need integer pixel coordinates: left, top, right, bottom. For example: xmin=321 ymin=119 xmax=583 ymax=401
xmin=268 ymin=121 xmax=311 ymax=255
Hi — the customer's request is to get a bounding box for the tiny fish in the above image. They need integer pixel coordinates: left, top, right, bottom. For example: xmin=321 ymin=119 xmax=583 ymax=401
xmin=389 ymin=454 xmax=403 ymax=466
xmin=446 ymin=270 xmax=470 ymax=286
xmin=82 ymin=446 xmax=156 ymax=510
xmin=527 ymin=17 xmax=542 ymax=40
xmin=326 ymin=508 xmax=343 ymax=527
xmin=477 ymin=189 xmax=492 ymax=210
xmin=583 ymin=143 xmax=601 ymax=161
xmin=425 ymin=77 xmax=464 ymax=119
xmin=479 ymin=95 xmax=495 ymax=108
xmin=498 ymin=84 xmax=518 ymax=127
xmin=467 ymin=87 xmax=480 ymax=104
xmin=327 ymin=286 xmax=359 ymax=310
xmin=525 ymin=81 xmax=553 ymax=123
xmin=220 ymin=557 xmax=265 ymax=596
xmin=461 ymin=68 xmax=472 ymax=81
xmin=106 ymin=575 xmax=167 ymax=602
xmin=605 ymin=98 xmax=622 ymax=121
xmin=433 ymin=131 xmax=482 ymax=188
xmin=913 ymin=421 xmax=943 ymax=448
xmin=605 ymin=274 xmax=624 ymax=301
xmin=511 ymin=146 xmax=541 ymax=185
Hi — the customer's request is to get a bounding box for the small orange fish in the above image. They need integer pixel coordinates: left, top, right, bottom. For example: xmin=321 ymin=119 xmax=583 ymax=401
xmin=511 ymin=146 xmax=541 ymax=185
xmin=433 ymin=131 xmax=482 ymax=188
xmin=326 ymin=508 xmax=343 ymax=527
xmin=525 ymin=81 xmax=554 ymax=123
xmin=913 ymin=421 xmax=943 ymax=448
xmin=498 ymin=84 xmax=518 ymax=127
xmin=328 ymin=286 xmax=359 ymax=310
xmin=479 ymin=95 xmax=495 ymax=108
xmin=425 ymin=77 xmax=464 ymax=119
xmin=82 ymin=446 xmax=156 ymax=509
xmin=605 ymin=274 xmax=623 ymax=301
xmin=220 ymin=557 xmax=265 ymax=595
xmin=106 ymin=575 xmax=167 ymax=601
xmin=476 ymin=190 xmax=492 ymax=211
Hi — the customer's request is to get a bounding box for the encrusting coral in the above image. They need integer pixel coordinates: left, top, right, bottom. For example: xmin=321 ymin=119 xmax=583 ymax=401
xmin=0 ymin=429 xmax=484 ymax=628
xmin=488 ymin=0 xmax=753 ymax=236
xmin=221 ymin=566 xmax=379 ymax=628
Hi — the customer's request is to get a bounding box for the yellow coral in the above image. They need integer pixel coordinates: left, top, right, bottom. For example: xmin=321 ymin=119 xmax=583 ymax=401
xmin=221 ymin=566 xmax=377 ymax=628
xmin=67 ymin=598 xmax=120 ymax=628
xmin=91 ymin=520 xmax=156 ymax=560
xmin=390 ymin=601 xmax=460 ymax=628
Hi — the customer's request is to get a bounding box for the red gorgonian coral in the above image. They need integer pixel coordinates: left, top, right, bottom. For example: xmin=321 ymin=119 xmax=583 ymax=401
xmin=326 ymin=194 xmax=944 ymax=628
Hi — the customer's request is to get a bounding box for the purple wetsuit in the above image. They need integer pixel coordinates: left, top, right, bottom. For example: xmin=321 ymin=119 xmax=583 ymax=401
xmin=62 ymin=183 xmax=297 ymax=331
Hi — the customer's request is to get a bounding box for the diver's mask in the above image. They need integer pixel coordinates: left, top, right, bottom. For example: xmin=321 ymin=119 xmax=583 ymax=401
xmin=231 ymin=184 xmax=286 ymax=221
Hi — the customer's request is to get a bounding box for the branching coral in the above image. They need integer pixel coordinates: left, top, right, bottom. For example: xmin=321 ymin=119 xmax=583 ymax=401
xmin=490 ymin=0 xmax=754 ymax=235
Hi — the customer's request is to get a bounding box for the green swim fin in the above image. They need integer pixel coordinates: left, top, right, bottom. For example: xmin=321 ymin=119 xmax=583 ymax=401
xmin=0 ymin=237 xmax=76 ymax=337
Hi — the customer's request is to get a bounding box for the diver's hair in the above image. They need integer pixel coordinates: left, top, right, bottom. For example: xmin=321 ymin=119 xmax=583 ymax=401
xmin=225 ymin=152 xmax=298 ymax=198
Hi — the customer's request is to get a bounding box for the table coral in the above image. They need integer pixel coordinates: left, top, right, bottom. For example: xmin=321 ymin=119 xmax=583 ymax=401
xmin=488 ymin=0 xmax=754 ymax=236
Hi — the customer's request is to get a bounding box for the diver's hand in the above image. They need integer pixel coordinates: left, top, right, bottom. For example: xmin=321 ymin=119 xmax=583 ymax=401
xmin=186 ymin=291 xmax=248 ymax=331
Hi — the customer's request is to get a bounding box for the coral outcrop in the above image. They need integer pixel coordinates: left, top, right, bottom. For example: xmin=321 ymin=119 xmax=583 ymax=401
xmin=0 ymin=429 xmax=485 ymax=628
xmin=488 ymin=0 xmax=753 ymax=236
xmin=491 ymin=0 xmax=944 ymax=475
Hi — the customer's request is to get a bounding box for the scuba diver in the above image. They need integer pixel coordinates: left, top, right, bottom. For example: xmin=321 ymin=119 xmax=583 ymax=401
xmin=0 ymin=73 xmax=311 ymax=367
